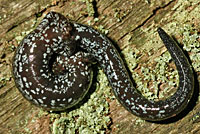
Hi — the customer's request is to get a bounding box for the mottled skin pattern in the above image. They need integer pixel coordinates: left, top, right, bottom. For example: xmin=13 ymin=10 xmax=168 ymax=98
xmin=13 ymin=12 xmax=194 ymax=121
xmin=13 ymin=12 xmax=93 ymax=110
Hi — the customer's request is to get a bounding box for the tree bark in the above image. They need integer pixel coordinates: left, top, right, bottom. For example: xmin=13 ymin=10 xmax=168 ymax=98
xmin=0 ymin=0 xmax=199 ymax=134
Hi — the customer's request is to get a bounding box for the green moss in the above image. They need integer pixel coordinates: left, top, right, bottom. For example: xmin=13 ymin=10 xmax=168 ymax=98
xmin=126 ymin=21 xmax=199 ymax=101
xmin=158 ymin=0 xmax=200 ymax=99
xmin=180 ymin=25 xmax=200 ymax=72
xmin=37 ymin=109 xmax=49 ymax=118
xmin=79 ymin=0 xmax=95 ymax=17
xmin=24 ymin=128 xmax=32 ymax=134
xmin=191 ymin=111 xmax=200 ymax=123
xmin=97 ymin=25 xmax=109 ymax=35
xmin=0 ymin=76 xmax=11 ymax=88
xmin=10 ymin=0 xmax=199 ymax=132
xmin=121 ymin=46 xmax=178 ymax=100
xmin=113 ymin=8 xmax=127 ymax=22
xmin=127 ymin=0 xmax=200 ymax=102
xmin=51 ymin=69 xmax=112 ymax=134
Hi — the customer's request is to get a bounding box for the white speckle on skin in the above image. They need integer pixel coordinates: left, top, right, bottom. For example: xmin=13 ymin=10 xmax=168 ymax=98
xmin=23 ymin=77 xmax=27 ymax=82
xmin=31 ymin=90 xmax=36 ymax=94
xmin=38 ymin=98 xmax=44 ymax=104
xmin=51 ymin=100 xmax=56 ymax=106
xmin=68 ymin=98 xmax=72 ymax=103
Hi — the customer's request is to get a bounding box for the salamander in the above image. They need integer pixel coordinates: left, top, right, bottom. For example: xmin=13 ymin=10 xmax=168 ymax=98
xmin=13 ymin=12 xmax=194 ymax=121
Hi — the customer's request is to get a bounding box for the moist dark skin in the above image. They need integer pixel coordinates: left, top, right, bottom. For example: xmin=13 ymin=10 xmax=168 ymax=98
xmin=13 ymin=12 xmax=194 ymax=121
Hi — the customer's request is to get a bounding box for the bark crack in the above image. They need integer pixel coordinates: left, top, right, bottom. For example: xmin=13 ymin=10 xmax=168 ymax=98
xmin=119 ymin=0 xmax=176 ymax=41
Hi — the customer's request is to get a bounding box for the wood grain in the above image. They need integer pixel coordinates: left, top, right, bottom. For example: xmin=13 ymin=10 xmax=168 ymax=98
xmin=0 ymin=0 xmax=199 ymax=133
